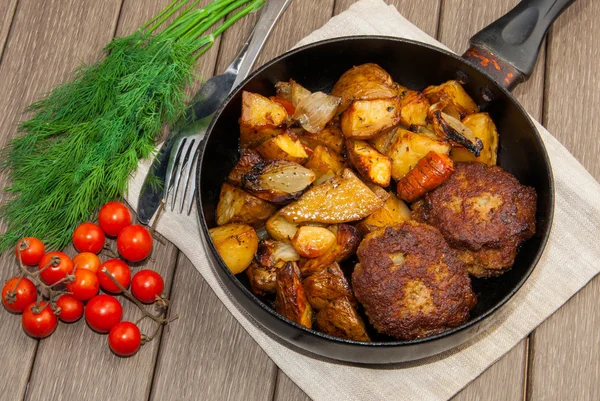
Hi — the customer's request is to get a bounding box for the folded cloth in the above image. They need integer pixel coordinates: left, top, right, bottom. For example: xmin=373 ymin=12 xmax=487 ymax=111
xmin=126 ymin=0 xmax=600 ymax=399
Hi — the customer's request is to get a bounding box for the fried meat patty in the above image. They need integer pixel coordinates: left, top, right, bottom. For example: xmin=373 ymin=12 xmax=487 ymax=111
xmin=352 ymin=221 xmax=476 ymax=340
xmin=413 ymin=162 xmax=536 ymax=277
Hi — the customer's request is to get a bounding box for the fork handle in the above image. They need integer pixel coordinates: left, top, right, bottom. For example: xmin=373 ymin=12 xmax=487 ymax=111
xmin=228 ymin=0 xmax=292 ymax=89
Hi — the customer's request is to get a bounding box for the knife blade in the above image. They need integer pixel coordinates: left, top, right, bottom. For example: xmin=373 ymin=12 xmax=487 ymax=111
xmin=137 ymin=0 xmax=292 ymax=224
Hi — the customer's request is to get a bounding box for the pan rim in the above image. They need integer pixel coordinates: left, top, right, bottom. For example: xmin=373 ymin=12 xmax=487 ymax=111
xmin=196 ymin=35 xmax=555 ymax=348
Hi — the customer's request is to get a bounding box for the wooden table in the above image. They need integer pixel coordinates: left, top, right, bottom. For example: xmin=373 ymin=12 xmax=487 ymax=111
xmin=0 ymin=1 xmax=598 ymax=400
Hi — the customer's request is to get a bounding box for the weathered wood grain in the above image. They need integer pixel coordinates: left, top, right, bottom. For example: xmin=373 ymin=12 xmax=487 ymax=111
xmin=0 ymin=1 xmax=122 ymax=400
xmin=273 ymin=370 xmax=312 ymax=401
xmin=334 ymin=0 xmax=440 ymax=37
xmin=528 ymin=0 xmax=600 ymax=399
xmin=149 ymin=255 xmax=278 ymax=401
xmin=0 ymin=0 xmax=17 ymax=59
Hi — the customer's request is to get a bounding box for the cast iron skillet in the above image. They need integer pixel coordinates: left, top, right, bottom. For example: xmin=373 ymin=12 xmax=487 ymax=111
xmin=195 ymin=0 xmax=572 ymax=364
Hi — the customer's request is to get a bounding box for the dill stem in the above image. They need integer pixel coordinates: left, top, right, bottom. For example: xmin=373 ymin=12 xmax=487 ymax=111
xmin=182 ymin=0 xmax=251 ymax=43
xmin=141 ymin=0 xmax=184 ymax=32
xmin=160 ymin=0 xmax=235 ymax=39
xmin=194 ymin=0 xmax=264 ymax=59
xmin=147 ymin=0 xmax=193 ymax=33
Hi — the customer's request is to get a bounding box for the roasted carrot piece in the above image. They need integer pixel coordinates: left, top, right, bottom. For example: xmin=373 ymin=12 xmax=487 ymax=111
xmin=270 ymin=96 xmax=295 ymax=115
xmin=396 ymin=151 xmax=454 ymax=202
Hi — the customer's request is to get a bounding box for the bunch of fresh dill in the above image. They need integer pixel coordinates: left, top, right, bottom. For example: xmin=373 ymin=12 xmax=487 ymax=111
xmin=0 ymin=0 xmax=264 ymax=251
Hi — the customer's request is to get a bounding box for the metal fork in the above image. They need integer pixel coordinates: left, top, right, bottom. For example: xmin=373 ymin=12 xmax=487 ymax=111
xmin=164 ymin=0 xmax=292 ymax=214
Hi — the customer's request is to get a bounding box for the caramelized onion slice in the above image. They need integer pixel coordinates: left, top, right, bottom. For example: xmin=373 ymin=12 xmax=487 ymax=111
xmin=293 ymin=92 xmax=342 ymax=134
xmin=243 ymin=160 xmax=315 ymax=204
xmin=429 ymin=102 xmax=483 ymax=156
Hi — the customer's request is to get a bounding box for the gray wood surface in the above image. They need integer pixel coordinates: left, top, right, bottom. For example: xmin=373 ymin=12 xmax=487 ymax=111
xmin=0 ymin=0 xmax=598 ymax=400
xmin=528 ymin=0 xmax=600 ymax=400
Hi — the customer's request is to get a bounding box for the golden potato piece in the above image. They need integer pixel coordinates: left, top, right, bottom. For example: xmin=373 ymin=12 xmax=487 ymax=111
xmin=216 ymin=183 xmax=276 ymax=226
xmin=280 ymin=169 xmax=383 ymax=224
xmin=208 ymin=223 xmax=258 ymax=274
xmin=398 ymin=90 xmax=430 ymax=128
xmin=227 ymin=149 xmax=264 ymax=187
xmin=316 ymin=297 xmax=370 ymax=341
xmin=423 ymin=80 xmax=479 ymax=118
xmin=298 ymin=126 xmax=345 ymax=154
xmin=275 ymin=262 xmax=313 ymax=329
xmin=300 ymin=224 xmax=361 ymax=277
xmin=304 ymin=145 xmax=346 ymax=185
xmin=302 ymin=262 xmax=355 ymax=310
xmin=386 ymin=128 xmax=451 ymax=180
xmin=256 ymin=131 xmax=308 ymax=163
xmin=346 ymin=139 xmax=392 ymax=187
xmin=239 ymin=126 xmax=284 ymax=149
xmin=240 ymin=91 xmax=288 ymax=129
xmin=450 ymin=112 xmax=499 ymax=165
xmin=292 ymin=226 xmax=336 ymax=258
xmin=340 ymin=98 xmax=401 ymax=139
xmin=357 ymin=192 xmax=412 ymax=235
xmin=242 ymin=160 xmax=315 ymax=204
xmin=266 ymin=212 xmax=300 ymax=243
xmin=331 ymin=63 xmax=396 ymax=112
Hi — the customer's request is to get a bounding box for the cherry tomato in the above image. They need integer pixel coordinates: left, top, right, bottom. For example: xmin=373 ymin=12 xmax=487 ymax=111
xmin=98 ymin=259 xmax=131 ymax=293
xmin=55 ymin=295 xmax=84 ymax=323
xmin=72 ymin=222 xmax=105 ymax=254
xmin=108 ymin=322 xmax=141 ymax=357
xmin=131 ymin=270 xmax=164 ymax=304
xmin=85 ymin=294 xmax=122 ymax=333
xmin=117 ymin=225 xmax=153 ymax=262
xmin=22 ymin=302 xmax=58 ymax=338
xmin=38 ymin=252 xmax=73 ymax=285
xmin=99 ymin=201 xmax=132 ymax=237
xmin=72 ymin=252 xmax=101 ymax=274
xmin=66 ymin=269 xmax=99 ymax=301
xmin=2 ymin=277 xmax=37 ymax=313
xmin=15 ymin=237 xmax=45 ymax=266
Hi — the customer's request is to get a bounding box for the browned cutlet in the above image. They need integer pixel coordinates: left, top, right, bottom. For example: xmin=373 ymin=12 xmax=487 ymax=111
xmin=352 ymin=222 xmax=476 ymax=341
xmin=412 ymin=162 xmax=537 ymax=277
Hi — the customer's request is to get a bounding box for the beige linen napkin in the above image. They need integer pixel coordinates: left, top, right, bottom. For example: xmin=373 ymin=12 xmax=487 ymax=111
xmin=126 ymin=0 xmax=600 ymax=399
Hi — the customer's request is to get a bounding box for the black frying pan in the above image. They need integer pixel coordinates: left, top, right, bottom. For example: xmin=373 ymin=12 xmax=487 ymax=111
xmin=195 ymin=0 xmax=572 ymax=364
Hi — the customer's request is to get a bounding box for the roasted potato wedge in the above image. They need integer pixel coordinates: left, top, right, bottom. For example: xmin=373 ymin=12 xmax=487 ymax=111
xmin=365 ymin=183 xmax=391 ymax=201
xmin=275 ymin=262 xmax=313 ymax=328
xmin=302 ymin=262 xmax=356 ymax=310
xmin=429 ymin=105 xmax=483 ymax=157
xmin=346 ymin=139 xmax=392 ymax=187
xmin=265 ymin=212 xmax=300 ymax=243
xmin=331 ymin=63 xmax=397 ymax=112
xmin=304 ymin=145 xmax=346 ymax=185
xmin=356 ymin=192 xmax=411 ymax=235
xmin=208 ymin=223 xmax=258 ymax=274
xmin=423 ymin=80 xmax=479 ymax=119
xmin=292 ymin=226 xmax=336 ymax=258
xmin=256 ymin=239 xmax=300 ymax=268
xmin=227 ymin=149 xmax=264 ymax=187
xmin=386 ymin=128 xmax=451 ymax=180
xmin=316 ymin=297 xmax=370 ymax=341
xmin=239 ymin=126 xmax=284 ymax=149
xmin=216 ymin=183 xmax=277 ymax=226
xmin=368 ymin=127 xmax=397 ymax=154
xmin=242 ymin=160 xmax=315 ymax=204
xmin=246 ymin=261 xmax=279 ymax=296
xmin=297 ymin=126 xmax=345 ymax=154
xmin=398 ymin=90 xmax=430 ymax=128
xmin=255 ymin=131 xmax=309 ymax=163
xmin=280 ymin=169 xmax=383 ymax=224
xmin=340 ymin=98 xmax=401 ymax=139
xmin=450 ymin=112 xmax=499 ymax=165
xmin=239 ymin=91 xmax=288 ymax=129
xmin=300 ymin=224 xmax=361 ymax=277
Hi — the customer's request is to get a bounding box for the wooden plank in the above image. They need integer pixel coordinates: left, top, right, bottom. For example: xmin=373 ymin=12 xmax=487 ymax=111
xmin=334 ymin=0 xmax=440 ymax=38
xmin=273 ymin=371 xmax=311 ymax=401
xmin=0 ymin=0 xmax=17 ymax=60
xmin=437 ymin=0 xmax=546 ymax=399
xmin=0 ymin=1 xmax=122 ymax=400
xmin=149 ymin=255 xmax=278 ymax=401
xmin=527 ymin=0 xmax=600 ymax=399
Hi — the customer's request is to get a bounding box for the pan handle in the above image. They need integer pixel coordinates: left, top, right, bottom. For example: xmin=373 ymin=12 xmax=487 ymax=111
xmin=462 ymin=0 xmax=574 ymax=91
